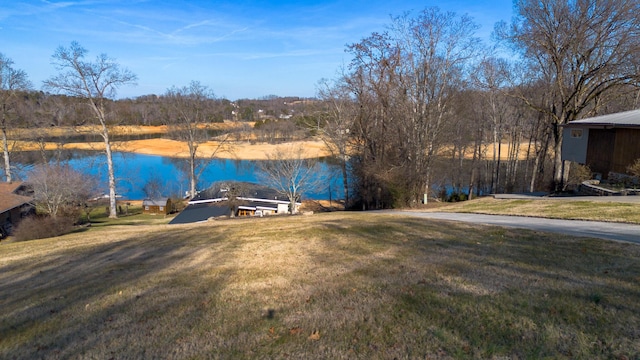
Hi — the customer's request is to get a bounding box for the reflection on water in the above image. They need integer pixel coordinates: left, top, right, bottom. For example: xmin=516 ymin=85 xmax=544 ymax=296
xmin=6 ymin=151 xmax=344 ymax=200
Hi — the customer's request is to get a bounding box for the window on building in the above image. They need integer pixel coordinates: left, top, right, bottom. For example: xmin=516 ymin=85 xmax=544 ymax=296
xmin=570 ymin=129 xmax=583 ymax=138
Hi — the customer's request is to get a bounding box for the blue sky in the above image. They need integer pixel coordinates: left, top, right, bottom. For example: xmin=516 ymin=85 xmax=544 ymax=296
xmin=0 ymin=0 xmax=513 ymax=100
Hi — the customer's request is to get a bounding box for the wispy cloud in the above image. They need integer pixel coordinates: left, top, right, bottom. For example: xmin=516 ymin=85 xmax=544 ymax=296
xmin=40 ymin=1 xmax=79 ymax=9
xmin=89 ymin=13 xmax=251 ymax=46
xmin=241 ymin=48 xmax=343 ymax=61
xmin=40 ymin=0 xmax=111 ymax=11
xmin=1 ymin=0 xmax=514 ymax=100
xmin=176 ymin=20 xmax=216 ymax=33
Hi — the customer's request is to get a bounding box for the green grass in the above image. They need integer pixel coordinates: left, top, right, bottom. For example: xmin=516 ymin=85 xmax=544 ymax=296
xmin=1 ymin=212 xmax=639 ymax=359
xmin=80 ymin=204 xmax=176 ymax=227
xmin=437 ymin=197 xmax=640 ymax=224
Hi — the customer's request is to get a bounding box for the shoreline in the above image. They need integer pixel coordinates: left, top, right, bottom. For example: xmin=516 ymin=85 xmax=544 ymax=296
xmin=12 ymin=138 xmax=332 ymax=161
xmin=7 ymin=123 xmax=332 ymax=161
xmin=8 ymin=124 xmax=533 ymax=161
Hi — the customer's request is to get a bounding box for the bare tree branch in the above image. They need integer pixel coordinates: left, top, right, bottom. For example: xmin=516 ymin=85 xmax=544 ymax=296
xmin=257 ymin=145 xmax=323 ymax=214
xmin=0 ymin=53 xmax=31 ymax=182
xmin=44 ymin=42 xmax=137 ymax=218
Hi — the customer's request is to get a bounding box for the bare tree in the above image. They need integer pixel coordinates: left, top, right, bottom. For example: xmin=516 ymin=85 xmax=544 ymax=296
xmin=257 ymin=145 xmax=322 ymax=214
xmin=472 ymin=57 xmax=515 ymax=193
xmin=164 ymin=81 xmax=227 ymax=199
xmin=44 ymin=42 xmax=137 ymax=218
xmin=0 ymin=53 xmax=31 ymax=182
xmin=317 ymin=77 xmax=355 ymax=206
xmin=142 ymin=175 xmax=164 ymax=199
xmin=29 ymin=164 xmax=96 ymax=219
xmin=346 ymin=31 xmax=408 ymax=209
xmin=499 ymin=0 xmax=640 ymax=190
xmin=391 ymin=8 xmax=481 ymax=203
xmin=345 ymin=7 xmax=481 ymax=207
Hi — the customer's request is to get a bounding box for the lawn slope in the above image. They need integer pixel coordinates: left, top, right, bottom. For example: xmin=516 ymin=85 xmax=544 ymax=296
xmin=436 ymin=197 xmax=640 ymax=224
xmin=1 ymin=212 xmax=639 ymax=359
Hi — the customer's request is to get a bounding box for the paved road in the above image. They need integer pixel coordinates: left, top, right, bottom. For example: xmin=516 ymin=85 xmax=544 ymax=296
xmin=382 ymin=211 xmax=640 ymax=244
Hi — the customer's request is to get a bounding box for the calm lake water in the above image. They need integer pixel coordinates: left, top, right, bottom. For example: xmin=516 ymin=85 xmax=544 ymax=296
xmin=8 ymin=152 xmax=344 ymax=200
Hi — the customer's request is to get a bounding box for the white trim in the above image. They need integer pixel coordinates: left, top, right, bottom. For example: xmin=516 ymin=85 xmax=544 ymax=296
xmin=188 ymin=196 xmax=302 ymax=205
xmin=237 ymin=205 xmax=278 ymax=211
xmin=188 ymin=197 xmax=226 ymax=205
xmin=188 ymin=196 xmax=301 ymax=206
xmin=240 ymin=196 xmax=301 ymax=205
xmin=256 ymin=205 xmax=278 ymax=211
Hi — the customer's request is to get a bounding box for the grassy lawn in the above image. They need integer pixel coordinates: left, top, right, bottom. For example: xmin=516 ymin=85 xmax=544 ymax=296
xmin=1 ymin=212 xmax=639 ymax=359
xmin=436 ymin=197 xmax=640 ymax=224
xmin=81 ymin=203 xmax=177 ymax=227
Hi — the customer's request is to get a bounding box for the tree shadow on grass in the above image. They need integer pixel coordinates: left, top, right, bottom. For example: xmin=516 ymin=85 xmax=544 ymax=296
xmin=304 ymin=215 xmax=640 ymax=358
xmin=0 ymin=226 xmax=236 ymax=359
xmin=3 ymin=213 xmax=639 ymax=359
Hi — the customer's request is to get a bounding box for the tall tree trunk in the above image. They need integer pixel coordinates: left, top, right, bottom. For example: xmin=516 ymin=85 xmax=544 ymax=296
xmin=530 ymin=131 xmax=550 ymax=193
xmin=189 ymin=152 xmax=197 ymax=199
xmin=552 ymin=127 xmax=564 ymax=192
xmin=103 ymin=131 xmax=118 ymax=219
xmin=529 ymin=153 xmax=540 ymax=193
xmin=505 ymin=127 xmax=521 ymax=193
xmin=290 ymin=196 xmax=297 ymax=214
xmin=524 ymin=137 xmax=533 ymax=193
xmin=423 ymin=164 xmax=432 ymax=204
xmin=468 ymin=129 xmax=482 ymax=200
xmin=1 ymin=125 xmax=11 ymax=183
xmin=495 ymin=141 xmax=502 ymax=193
xmin=341 ymin=154 xmax=349 ymax=207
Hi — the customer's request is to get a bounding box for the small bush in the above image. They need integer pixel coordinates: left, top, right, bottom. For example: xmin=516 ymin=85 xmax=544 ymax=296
xmin=567 ymin=162 xmax=592 ymax=187
xmin=627 ymin=159 xmax=640 ymax=178
xmin=12 ymin=216 xmax=76 ymax=241
xmin=447 ymin=192 xmax=468 ymax=202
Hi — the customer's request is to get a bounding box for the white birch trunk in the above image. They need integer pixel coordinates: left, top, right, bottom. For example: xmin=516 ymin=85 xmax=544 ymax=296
xmin=103 ymin=129 xmax=118 ymax=219
xmin=1 ymin=127 xmax=11 ymax=183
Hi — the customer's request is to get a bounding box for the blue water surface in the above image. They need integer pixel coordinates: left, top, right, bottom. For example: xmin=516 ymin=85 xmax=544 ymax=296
xmin=10 ymin=152 xmax=344 ymax=200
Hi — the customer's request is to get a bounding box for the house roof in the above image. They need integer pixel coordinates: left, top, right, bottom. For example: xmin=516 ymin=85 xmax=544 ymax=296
xmin=169 ymin=202 xmax=230 ymax=224
xmin=142 ymin=198 xmax=169 ymax=206
xmin=566 ymin=109 xmax=640 ymax=128
xmin=170 ymin=182 xmax=301 ymax=225
xmin=0 ymin=182 xmax=33 ymax=214
xmin=192 ymin=182 xmax=283 ymax=202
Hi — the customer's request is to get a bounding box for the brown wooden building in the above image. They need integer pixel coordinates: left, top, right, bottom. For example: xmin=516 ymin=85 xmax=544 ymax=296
xmin=0 ymin=182 xmax=34 ymax=238
xmin=562 ymin=109 xmax=640 ymax=178
xmin=142 ymin=198 xmax=172 ymax=215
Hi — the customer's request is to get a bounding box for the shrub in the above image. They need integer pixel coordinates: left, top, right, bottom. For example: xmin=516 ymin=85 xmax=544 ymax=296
xmin=447 ymin=192 xmax=468 ymax=202
xmin=627 ymin=159 xmax=640 ymax=178
xmin=12 ymin=216 xmax=76 ymax=242
xmin=567 ymin=162 xmax=592 ymax=187
xmin=28 ymin=164 xmax=96 ymax=218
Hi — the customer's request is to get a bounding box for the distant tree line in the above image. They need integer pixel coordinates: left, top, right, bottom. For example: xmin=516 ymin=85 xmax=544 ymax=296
xmin=0 ymin=91 xmax=314 ymax=128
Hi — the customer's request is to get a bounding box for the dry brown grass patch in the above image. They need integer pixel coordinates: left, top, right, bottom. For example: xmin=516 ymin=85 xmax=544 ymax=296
xmin=1 ymin=213 xmax=639 ymax=359
xmin=437 ymin=197 xmax=640 ymax=224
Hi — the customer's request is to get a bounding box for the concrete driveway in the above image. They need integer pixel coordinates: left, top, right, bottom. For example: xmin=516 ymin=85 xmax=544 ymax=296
xmin=383 ymin=211 xmax=640 ymax=244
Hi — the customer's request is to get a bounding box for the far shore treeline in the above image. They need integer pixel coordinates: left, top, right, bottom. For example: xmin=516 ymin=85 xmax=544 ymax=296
xmin=2 ymin=2 xmax=640 ymax=210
